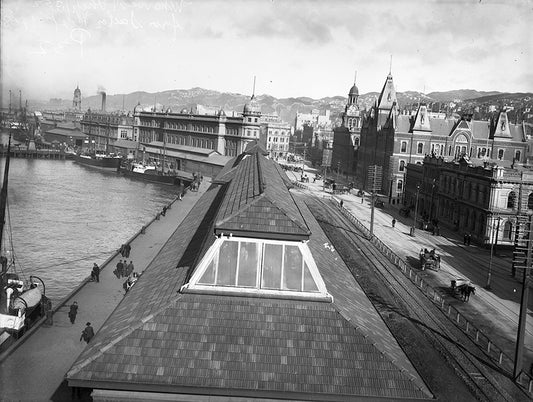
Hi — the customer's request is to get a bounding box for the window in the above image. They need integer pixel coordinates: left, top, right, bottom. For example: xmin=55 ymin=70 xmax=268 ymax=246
xmin=503 ymin=221 xmax=513 ymax=240
xmin=399 ymin=160 xmax=405 ymax=172
xmin=515 ymin=150 xmax=521 ymax=161
xmin=498 ymin=149 xmax=504 ymax=160
xmin=417 ymin=142 xmax=423 ymax=154
xmin=507 ymin=191 xmax=516 ymax=209
xmin=397 ymin=180 xmax=403 ymax=191
xmin=528 ymin=193 xmax=533 ymax=210
xmin=186 ymin=237 xmax=329 ymax=300
xmin=401 ymin=141 xmax=407 ymax=153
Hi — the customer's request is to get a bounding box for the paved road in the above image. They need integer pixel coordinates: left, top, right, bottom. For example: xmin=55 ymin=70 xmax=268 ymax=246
xmin=287 ymin=169 xmax=533 ymax=372
xmin=0 ymin=179 xmax=210 ymax=401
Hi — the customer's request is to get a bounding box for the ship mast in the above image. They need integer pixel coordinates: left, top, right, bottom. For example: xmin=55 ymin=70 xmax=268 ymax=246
xmin=0 ymin=135 xmax=12 ymax=280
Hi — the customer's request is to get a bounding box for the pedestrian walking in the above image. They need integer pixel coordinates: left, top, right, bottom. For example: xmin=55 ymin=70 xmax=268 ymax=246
xmin=340 ymin=200 xmax=344 ymax=208
xmin=463 ymin=233 xmax=468 ymax=245
xmin=124 ymin=244 xmax=131 ymax=258
xmin=119 ymin=244 xmax=126 ymax=257
xmin=116 ymin=260 xmax=124 ymax=278
xmin=126 ymin=261 xmax=134 ymax=277
xmin=392 ymin=218 xmax=396 ymax=228
xmin=161 ymin=205 xmax=167 ymax=216
xmin=80 ymin=322 xmax=95 ymax=344
xmin=68 ymin=301 xmax=78 ymax=324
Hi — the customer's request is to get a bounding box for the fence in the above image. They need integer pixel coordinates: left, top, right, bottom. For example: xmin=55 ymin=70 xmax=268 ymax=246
xmin=334 ymin=198 xmax=533 ymax=394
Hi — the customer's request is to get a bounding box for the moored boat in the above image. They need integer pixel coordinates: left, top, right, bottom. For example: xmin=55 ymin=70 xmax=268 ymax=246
xmin=75 ymin=152 xmax=122 ymax=171
xmin=119 ymin=161 xmax=194 ymax=186
xmin=0 ymin=135 xmax=49 ymax=349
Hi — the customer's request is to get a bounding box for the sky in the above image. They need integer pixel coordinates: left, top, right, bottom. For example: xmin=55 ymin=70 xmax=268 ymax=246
xmin=1 ymin=0 xmax=532 ymax=104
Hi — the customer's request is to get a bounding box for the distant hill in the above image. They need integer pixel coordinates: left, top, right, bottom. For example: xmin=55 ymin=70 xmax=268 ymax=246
xmin=426 ymin=89 xmax=501 ymax=102
xmin=31 ymin=87 xmax=533 ymax=126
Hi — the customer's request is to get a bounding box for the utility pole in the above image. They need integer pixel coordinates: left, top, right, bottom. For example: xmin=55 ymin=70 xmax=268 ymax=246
xmin=370 ymin=191 xmax=375 ymax=237
xmin=410 ymin=184 xmax=420 ymax=236
xmin=486 ymin=215 xmax=501 ymax=290
xmin=514 ymin=212 xmax=533 ymax=379
xmin=301 ymin=145 xmax=306 ymax=181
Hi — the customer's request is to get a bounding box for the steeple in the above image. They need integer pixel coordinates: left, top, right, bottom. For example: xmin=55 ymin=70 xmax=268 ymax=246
xmin=377 ymin=72 xmax=397 ymax=111
xmin=73 ymin=84 xmax=82 ymax=111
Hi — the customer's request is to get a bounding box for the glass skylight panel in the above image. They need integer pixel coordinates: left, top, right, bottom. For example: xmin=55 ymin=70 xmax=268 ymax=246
xmin=187 ymin=236 xmax=329 ymax=300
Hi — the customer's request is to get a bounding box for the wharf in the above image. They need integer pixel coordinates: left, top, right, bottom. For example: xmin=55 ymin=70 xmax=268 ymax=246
xmin=0 ymin=178 xmax=210 ymax=401
xmin=0 ymin=149 xmax=73 ymax=159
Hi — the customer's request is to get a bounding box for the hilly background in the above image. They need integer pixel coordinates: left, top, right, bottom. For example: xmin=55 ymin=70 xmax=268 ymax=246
xmin=38 ymin=88 xmax=532 ymax=125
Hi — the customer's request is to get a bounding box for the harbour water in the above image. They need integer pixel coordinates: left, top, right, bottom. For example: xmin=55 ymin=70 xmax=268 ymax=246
xmin=1 ymin=157 xmax=178 ymax=302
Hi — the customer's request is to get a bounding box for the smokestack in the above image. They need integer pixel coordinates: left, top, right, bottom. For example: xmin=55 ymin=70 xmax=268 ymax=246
xmin=101 ymin=92 xmax=106 ymax=112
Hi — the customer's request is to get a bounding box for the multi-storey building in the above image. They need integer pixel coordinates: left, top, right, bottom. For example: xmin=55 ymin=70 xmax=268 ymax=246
xmin=405 ymin=155 xmax=533 ymax=249
xmin=332 ymin=78 xmax=362 ymax=178
xmin=80 ymin=110 xmax=136 ymax=156
xmin=261 ymin=113 xmax=291 ymax=160
xmin=294 ymin=109 xmax=332 ymax=132
xmin=356 ymin=71 xmax=529 ymax=205
xmin=134 ymin=96 xmax=263 ymax=177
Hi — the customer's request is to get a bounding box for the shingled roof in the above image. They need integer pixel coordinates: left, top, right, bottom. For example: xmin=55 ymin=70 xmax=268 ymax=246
xmin=66 ymin=151 xmax=432 ymax=401
xmin=214 ymin=147 xmax=311 ymax=240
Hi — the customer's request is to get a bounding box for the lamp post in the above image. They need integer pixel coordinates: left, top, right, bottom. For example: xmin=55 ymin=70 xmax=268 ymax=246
xmin=486 ymin=215 xmax=501 ymax=290
xmin=300 ymin=145 xmax=307 ymax=181
xmin=410 ymin=184 xmax=420 ymax=236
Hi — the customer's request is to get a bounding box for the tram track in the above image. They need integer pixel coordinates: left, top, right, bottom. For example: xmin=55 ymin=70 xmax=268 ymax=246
xmin=305 ymin=196 xmax=531 ymax=402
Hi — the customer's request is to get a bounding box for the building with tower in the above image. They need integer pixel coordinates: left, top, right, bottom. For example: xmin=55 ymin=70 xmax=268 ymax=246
xmin=332 ymin=73 xmax=363 ymax=178
xmin=73 ymin=85 xmax=81 ymax=111
xmin=356 ymin=69 xmax=530 ymax=208
xmin=133 ymin=92 xmax=264 ymax=177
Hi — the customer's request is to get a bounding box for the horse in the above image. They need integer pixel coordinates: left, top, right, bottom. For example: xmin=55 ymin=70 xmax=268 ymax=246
xmin=457 ymin=284 xmax=476 ymax=302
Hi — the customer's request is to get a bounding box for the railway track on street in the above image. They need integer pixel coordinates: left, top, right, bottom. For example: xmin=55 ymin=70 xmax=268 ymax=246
xmin=306 ymin=196 xmax=531 ymax=402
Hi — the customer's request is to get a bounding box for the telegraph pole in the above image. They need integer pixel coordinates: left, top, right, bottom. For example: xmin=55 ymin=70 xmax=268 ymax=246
xmin=513 ymin=212 xmax=533 ymax=379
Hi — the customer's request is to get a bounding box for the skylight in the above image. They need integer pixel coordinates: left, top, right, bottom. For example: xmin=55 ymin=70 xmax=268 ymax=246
xmin=183 ymin=236 xmax=331 ymax=301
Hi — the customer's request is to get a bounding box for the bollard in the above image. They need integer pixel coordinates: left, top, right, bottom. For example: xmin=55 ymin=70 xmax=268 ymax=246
xmin=498 ymin=352 xmax=503 ymax=364
xmin=456 ymin=312 xmax=460 ymax=323
xmin=447 ymin=306 xmax=451 ymax=315
xmin=487 ymin=341 xmax=491 ymax=354
xmin=441 ymin=299 xmax=445 ymax=309
xmin=476 ymin=330 xmax=479 ymax=342
xmin=529 ymin=379 xmax=532 ymax=393
xmin=465 ymin=321 xmax=469 ymax=332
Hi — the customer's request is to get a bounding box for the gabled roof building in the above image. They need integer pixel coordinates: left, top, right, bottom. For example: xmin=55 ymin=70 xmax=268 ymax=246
xmin=67 ymin=143 xmax=432 ymax=401
xmin=356 ymin=70 xmax=528 ymax=206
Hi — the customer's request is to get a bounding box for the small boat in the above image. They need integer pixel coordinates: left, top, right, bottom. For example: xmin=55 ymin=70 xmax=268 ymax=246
xmin=75 ymin=151 xmax=122 ymax=171
xmin=0 ymin=135 xmax=49 ymax=346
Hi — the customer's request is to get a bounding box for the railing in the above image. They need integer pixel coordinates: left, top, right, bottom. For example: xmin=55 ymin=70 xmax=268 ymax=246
xmin=334 ymin=198 xmax=533 ymax=394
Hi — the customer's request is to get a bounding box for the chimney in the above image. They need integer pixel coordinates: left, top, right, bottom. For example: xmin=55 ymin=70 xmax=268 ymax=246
xmin=101 ymin=92 xmax=106 ymax=112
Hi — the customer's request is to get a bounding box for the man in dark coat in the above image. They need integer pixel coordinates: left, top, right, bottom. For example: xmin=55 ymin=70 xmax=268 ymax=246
xmin=80 ymin=322 xmax=94 ymax=344
xmin=68 ymin=301 xmax=78 ymax=324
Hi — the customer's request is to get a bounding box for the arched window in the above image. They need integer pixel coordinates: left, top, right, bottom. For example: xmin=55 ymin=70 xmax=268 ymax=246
xmin=498 ymin=149 xmax=504 ymax=160
xmin=528 ymin=193 xmax=533 ymax=210
xmin=503 ymin=221 xmax=513 ymax=240
xmin=417 ymin=143 xmax=423 ymax=154
xmin=515 ymin=150 xmax=521 ymax=161
xmin=507 ymin=191 xmax=517 ymax=209
xmin=399 ymin=160 xmax=405 ymax=172
xmin=397 ymin=180 xmax=403 ymax=191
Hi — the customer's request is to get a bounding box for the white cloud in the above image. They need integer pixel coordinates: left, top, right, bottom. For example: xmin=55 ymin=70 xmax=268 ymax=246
xmin=1 ymin=0 xmax=531 ymax=103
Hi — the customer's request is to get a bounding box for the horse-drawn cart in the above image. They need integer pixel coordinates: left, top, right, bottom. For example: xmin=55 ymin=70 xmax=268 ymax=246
xmin=419 ymin=248 xmax=440 ymax=271
xmin=450 ymin=278 xmax=476 ymax=302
